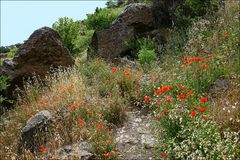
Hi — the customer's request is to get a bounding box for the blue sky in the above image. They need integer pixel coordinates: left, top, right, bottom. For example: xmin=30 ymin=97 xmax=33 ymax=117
xmin=0 ymin=1 xmax=107 ymax=46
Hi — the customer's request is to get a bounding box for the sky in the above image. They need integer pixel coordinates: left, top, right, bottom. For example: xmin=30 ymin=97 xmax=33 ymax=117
xmin=0 ymin=1 xmax=107 ymax=46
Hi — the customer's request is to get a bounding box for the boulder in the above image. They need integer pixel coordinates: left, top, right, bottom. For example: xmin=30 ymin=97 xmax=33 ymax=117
xmin=18 ymin=110 xmax=53 ymax=155
xmin=53 ymin=141 xmax=94 ymax=160
xmin=89 ymin=3 xmax=154 ymax=60
xmin=0 ymin=27 xmax=74 ymax=101
xmin=152 ymin=0 xmax=184 ymax=27
xmin=90 ymin=24 xmax=135 ymax=60
xmin=0 ymin=53 xmax=7 ymax=59
xmin=113 ymin=3 xmax=154 ymax=32
xmin=209 ymin=79 xmax=230 ymax=97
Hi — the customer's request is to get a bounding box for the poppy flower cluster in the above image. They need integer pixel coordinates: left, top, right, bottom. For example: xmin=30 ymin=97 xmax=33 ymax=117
xmin=155 ymin=86 xmax=173 ymax=95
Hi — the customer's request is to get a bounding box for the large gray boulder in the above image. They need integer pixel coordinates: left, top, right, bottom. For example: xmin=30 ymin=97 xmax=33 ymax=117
xmin=89 ymin=3 xmax=154 ymax=60
xmin=18 ymin=110 xmax=53 ymax=155
xmin=0 ymin=27 xmax=74 ymax=103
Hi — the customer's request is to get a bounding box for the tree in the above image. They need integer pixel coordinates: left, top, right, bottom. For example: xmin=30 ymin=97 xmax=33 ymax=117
xmin=52 ymin=17 xmax=81 ymax=55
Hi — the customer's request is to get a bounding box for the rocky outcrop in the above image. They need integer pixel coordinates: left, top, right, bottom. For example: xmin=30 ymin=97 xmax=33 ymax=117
xmin=0 ymin=53 xmax=7 ymax=59
xmin=52 ymin=141 xmax=94 ymax=160
xmin=0 ymin=27 xmax=74 ymax=102
xmin=89 ymin=3 xmax=154 ymax=60
xmin=152 ymin=0 xmax=184 ymax=27
xmin=18 ymin=110 xmax=53 ymax=155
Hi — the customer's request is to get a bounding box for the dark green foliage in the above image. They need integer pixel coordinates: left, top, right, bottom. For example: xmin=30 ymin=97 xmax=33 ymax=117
xmin=106 ymin=0 xmax=118 ymax=8
xmin=52 ymin=17 xmax=81 ymax=56
xmin=175 ymin=0 xmax=220 ymax=28
xmin=84 ymin=7 xmax=121 ymax=31
xmin=0 ymin=43 xmax=22 ymax=53
xmin=0 ymin=76 xmax=8 ymax=104
xmin=127 ymin=37 xmax=156 ymax=59
xmin=52 ymin=17 xmax=94 ymax=56
xmin=74 ymin=29 xmax=94 ymax=54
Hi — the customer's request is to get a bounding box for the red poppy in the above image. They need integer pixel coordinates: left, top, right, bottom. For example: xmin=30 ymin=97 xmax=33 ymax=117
xmin=39 ymin=147 xmax=46 ymax=153
xmin=106 ymin=130 xmax=113 ymax=134
xmin=164 ymin=110 xmax=169 ymax=116
xmin=70 ymin=103 xmax=77 ymax=109
xmin=203 ymin=115 xmax=207 ymax=121
xmin=193 ymin=57 xmax=202 ymax=62
xmin=186 ymin=90 xmax=193 ymax=97
xmin=155 ymin=101 xmax=160 ymax=106
xmin=98 ymin=124 xmax=103 ymax=132
xmin=165 ymin=97 xmax=171 ymax=103
xmin=79 ymin=125 xmax=84 ymax=129
xmin=155 ymin=89 xmax=163 ymax=95
xmin=88 ymin=111 xmax=94 ymax=115
xmin=167 ymin=86 xmax=173 ymax=90
xmin=156 ymin=114 xmax=161 ymax=120
xmin=144 ymin=96 xmax=150 ymax=103
xmin=200 ymin=97 xmax=207 ymax=103
xmin=106 ymin=139 xmax=111 ymax=145
xmin=76 ymin=99 xmax=81 ymax=105
xmin=178 ymin=94 xmax=185 ymax=100
xmin=199 ymin=107 xmax=205 ymax=113
xmin=104 ymin=153 xmax=110 ymax=158
xmin=162 ymin=153 xmax=167 ymax=158
xmin=223 ymin=33 xmax=230 ymax=38
xmin=201 ymin=63 xmax=206 ymax=69
xmin=135 ymin=81 xmax=140 ymax=86
xmin=111 ymin=68 xmax=117 ymax=73
xmin=191 ymin=110 xmax=197 ymax=117
xmin=162 ymin=86 xmax=168 ymax=92
xmin=78 ymin=118 xmax=85 ymax=124
xmin=179 ymin=86 xmax=184 ymax=91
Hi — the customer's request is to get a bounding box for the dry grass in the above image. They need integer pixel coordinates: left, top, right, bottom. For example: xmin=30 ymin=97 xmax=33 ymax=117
xmin=209 ymin=79 xmax=240 ymax=131
xmin=0 ymin=66 xmax=126 ymax=159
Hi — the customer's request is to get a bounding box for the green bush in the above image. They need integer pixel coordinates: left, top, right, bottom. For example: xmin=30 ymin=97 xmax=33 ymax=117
xmin=7 ymin=47 xmax=17 ymax=58
xmin=175 ymin=0 xmax=219 ymax=28
xmin=138 ymin=47 xmax=156 ymax=65
xmin=0 ymin=76 xmax=8 ymax=104
xmin=52 ymin=17 xmax=82 ymax=56
xmin=84 ymin=7 xmax=121 ymax=31
xmin=74 ymin=29 xmax=94 ymax=53
xmin=127 ymin=37 xmax=156 ymax=59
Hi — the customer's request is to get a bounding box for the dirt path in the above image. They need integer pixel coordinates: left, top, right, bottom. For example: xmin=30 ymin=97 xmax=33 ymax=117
xmin=115 ymin=107 xmax=158 ymax=160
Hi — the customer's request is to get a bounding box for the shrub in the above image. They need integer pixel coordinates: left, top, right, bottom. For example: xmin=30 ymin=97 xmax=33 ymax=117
xmin=138 ymin=47 xmax=156 ymax=65
xmin=127 ymin=37 xmax=156 ymax=58
xmin=52 ymin=17 xmax=81 ymax=56
xmin=137 ymin=37 xmax=157 ymax=68
xmin=7 ymin=47 xmax=17 ymax=58
xmin=175 ymin=0 xmax=220 ymax=28
xmin=84 ymin=7 xmax=121 ymax=31
xmin=74 ymin=29 xmax=94 ymax=54
xmin=0 ymin=75 xmax=8 ymax=104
